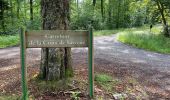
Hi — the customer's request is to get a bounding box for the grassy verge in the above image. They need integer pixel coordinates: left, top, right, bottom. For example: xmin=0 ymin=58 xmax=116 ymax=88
xmin=0 ymin=34 xmax=19 ymax=48
xmin=0 ymin=95 xmax=20 ymax=100
xmin=94 ymin=25 xmax=152 ymax=36
xmin=118 ymin=25 xmax=170 ymax=54
xmin=94 ymin=29 xmax=124 ymax=36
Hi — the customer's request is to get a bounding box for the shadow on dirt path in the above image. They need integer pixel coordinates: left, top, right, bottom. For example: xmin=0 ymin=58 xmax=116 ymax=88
xmin=0 ymin=34 xmax=170 ymax=99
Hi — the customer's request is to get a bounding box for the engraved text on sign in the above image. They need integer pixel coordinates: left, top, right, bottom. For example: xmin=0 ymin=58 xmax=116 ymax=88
xmin=26 ymin=30 xmax=89 ymax=48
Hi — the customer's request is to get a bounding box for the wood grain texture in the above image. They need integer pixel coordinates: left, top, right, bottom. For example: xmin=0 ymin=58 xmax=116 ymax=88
xmin=25 ymin=30 xmax=89 ymax=48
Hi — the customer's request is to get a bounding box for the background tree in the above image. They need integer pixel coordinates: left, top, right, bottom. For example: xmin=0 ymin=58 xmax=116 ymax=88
xmin=0 ymin=0 xmax=9 ymax=31
xmin=0 ymin=0 xmax=170 ymax=37
xmin=30 ymin=0 xmax=33 ymax=21
xmin=153 ymin=0 xmax=170 ymax=37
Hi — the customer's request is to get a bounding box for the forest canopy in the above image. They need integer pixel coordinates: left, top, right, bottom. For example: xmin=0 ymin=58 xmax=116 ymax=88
xmin=0 ymin=0 xmax=170 ymax=36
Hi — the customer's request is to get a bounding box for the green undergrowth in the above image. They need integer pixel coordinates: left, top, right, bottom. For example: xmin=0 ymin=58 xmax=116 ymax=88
xmin=118 ymin=25 xmax=170 ymax=54
xmin=30 ymin=77 xmax=73 ymax=93
xmin=0 ymin=34 xmax=19 ymax=48
xmin=94 ymin=29 xmax=124 ymax=36
xmin=94 ymin=25 xmax=152 ymax=36
xmin=95 ymin=73 xmax=119 ymax=92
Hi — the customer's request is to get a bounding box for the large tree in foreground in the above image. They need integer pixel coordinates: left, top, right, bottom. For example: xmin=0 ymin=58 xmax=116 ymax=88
xmin=40 ymin=0 xmax=73 ymax=80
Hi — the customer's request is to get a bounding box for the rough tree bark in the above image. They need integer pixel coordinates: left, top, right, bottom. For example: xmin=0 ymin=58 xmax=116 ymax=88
xmin=40 ymin=0 xmax=73 ymax=81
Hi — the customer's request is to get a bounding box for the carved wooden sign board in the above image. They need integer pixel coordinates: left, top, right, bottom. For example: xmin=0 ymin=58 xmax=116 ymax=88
xmin=20 ymin=29 xmax=94 ymax=100
xmin=26 ymin=30 xmax=89 ymax=48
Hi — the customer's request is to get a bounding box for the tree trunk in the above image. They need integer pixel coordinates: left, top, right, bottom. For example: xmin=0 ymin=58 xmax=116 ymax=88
xmin=116 ymin=0 xmax=121 ymax=28
xmin=101 ymin=0 xmax=104 ymax=21
xmin=108 ymin=0 xmax=112 ymax=29
xmin=0 ymin=11 xmax=5 ymax=31
xmin=40 ymin=0 xmax=73 ymax=81
xmin=17 ymin=0 xmax=20 ymax=18
xmin=10 ymin=0 xmax=14 ymax=25
xmin=156 ymin=0 xmax=169 ymax=37
xmin=30 ymin=0 xmax=33 ymax=21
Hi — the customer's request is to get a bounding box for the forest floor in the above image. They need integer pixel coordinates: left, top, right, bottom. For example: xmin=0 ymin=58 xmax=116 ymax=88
xmin=0 ymin=34 xmax=170 ymax=99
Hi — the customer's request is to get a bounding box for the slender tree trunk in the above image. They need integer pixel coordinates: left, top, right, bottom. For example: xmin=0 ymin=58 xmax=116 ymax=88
xmin=76 ymin=0 xmax=80 ymax=20
xmin=0 ymin=11 xmax=5 ymax=31
xmin=40 ymin=0 xmax=73 ymax=81
xmin=116 ymin=0 xmax=121 ymax=28
xmin=10 ymin=0 xmax=14 ymax=25
xmin=156 ymin=0 xmax=169 ymax=37
xmin=101 ymin=0 xmax=104 ymax=21
xmin=108 ymin=0 xmax=112 ymax=29
xmin=24 ymin=0 xmax=26 ymax=18
xmin=17 ymin=0 xmax=20 ymax=18
xmin=30 ymin=0 xmax=33 ymax=21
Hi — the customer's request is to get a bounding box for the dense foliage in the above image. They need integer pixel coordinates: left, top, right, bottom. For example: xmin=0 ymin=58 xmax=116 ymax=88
xmin=0 ymin=0 xmax=170 ymax=36
xmin=0 ymin=0 xmax=41 ymax=34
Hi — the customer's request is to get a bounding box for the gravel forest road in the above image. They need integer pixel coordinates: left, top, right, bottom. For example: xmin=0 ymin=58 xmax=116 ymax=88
xmin=0 ymin=34 xmax=170 ymax=99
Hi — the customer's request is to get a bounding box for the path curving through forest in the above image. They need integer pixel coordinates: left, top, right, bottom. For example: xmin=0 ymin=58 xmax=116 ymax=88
xmin=0 ymin=34 xmax=170 ymax=99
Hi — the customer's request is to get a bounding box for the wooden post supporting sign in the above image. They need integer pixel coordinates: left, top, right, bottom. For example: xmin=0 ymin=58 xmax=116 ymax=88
xmin=88 ymin=27 xmax=94 ymax=98
xmin=20 ymin=28 xmax=28 ymax=100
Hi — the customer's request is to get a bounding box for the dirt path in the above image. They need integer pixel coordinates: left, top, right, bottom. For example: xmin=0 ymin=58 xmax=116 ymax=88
xmin=0 ymin=34 xmax=170 ymax=99
xmin=73 ymin=34 xmax=170 ymax=99
xmin=95 ymin=34 xmax=170 ymax=99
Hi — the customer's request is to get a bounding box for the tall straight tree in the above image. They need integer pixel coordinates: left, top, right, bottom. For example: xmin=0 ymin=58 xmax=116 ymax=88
xmin=16 ymin=0 xmax=20 ymax=18
xmin=10 ymin=0 xmax=14 ymax=25
xmin=101 ymin=0 xmax=104 ymax=21
xmin=40 ymin=0 xmax=73 ymax=81
xmin=30 ymin=0 xmax=33 ymax=21
xmin=155 ymin=0 xmax=169 ymax=37
xmin=116 ymin=0 xmax=121 ymax=28
xmin=0 ymin=0 xmax=9 ymax=30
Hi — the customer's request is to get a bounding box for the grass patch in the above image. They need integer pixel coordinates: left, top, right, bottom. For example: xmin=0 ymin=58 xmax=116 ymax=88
xmin=0 ymin=34 xmax=19 ymax=48
xmin=118 ymin=25 xmax=170 ymax=54
xmin=94 ymin=25 xmax=153 ymax=36
xmin=0 ymin=95 xmax=20 ymax=100
xmin=95 ymin=74 xmax=113 ymax=83
xmin=30 ymin=77 xmax=73 ymax=93
xmin=94 ymin=29 xmax=124 ymax=36
xmin=95 ymin=74 xmax=118 ymax=92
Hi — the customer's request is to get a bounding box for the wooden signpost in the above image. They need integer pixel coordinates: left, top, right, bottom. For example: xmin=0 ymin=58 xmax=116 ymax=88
xmin=20 ymin=28 xmax=94 ymax=100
